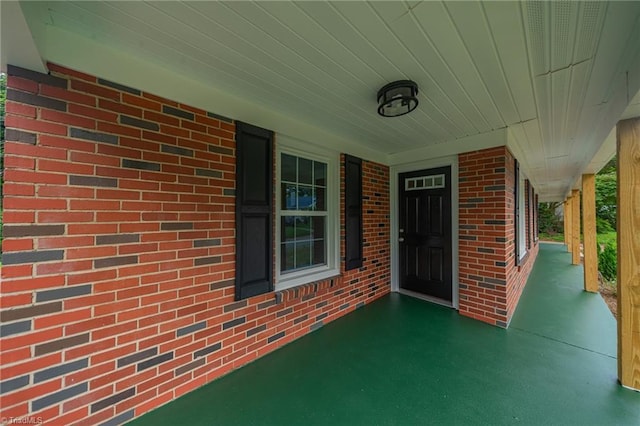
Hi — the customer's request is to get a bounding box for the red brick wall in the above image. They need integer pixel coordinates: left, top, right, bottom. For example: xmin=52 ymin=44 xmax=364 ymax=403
xmin=504 ymin=150 xmax=538 ymax=320
xmin=458 ymin=146 xmax=538 ymax=327
xmin=0 ymin=64 xmax=390 ymax=425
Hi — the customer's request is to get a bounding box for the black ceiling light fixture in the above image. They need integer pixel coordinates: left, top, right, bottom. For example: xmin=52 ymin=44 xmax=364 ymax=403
xmin=377 ymin=80 xmax=419 ymax=117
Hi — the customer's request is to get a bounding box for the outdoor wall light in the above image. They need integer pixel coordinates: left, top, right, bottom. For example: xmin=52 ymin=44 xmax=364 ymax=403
xmin=377 ymin=80 xmax=419 ymax=117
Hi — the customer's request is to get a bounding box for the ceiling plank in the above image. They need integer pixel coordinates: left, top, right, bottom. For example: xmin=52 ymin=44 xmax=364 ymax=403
xmin=12 ymin=0 xmax=640 ymax=201
xmin=550 ymin=1 xmax=580 ymax=72
xmin=333 ymin=1 xmax=484 ymax=136
xmin=408 ymin=1 xmax=505 ymax=131
xmin=482 ymin=1 xmax=537 ymax=123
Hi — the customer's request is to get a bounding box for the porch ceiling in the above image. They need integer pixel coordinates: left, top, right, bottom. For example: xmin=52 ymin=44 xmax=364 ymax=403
xmin=5 ymin=1 xmax=640 ymax=201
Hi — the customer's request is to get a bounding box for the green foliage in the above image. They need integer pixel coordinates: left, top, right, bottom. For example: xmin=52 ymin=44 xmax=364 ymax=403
xmin=593 ymin=158 xmax=618 ymax=283
xmin=598 ymin=243 xmax=617 ymax=281
xmin=599 ymin=156 xmax=616 ymax=175
xmin=595 ymin=157 xmax=616 ymax=234
xmin=538 ymin=202 xmax=563 ymax=234
xmin=538 ymin=232 xmax=564 ymax=242
xmin=596 ymin=172 xmax=616 ymax=229
xmin=596 ymin=217 xmax=614 ymax=234
xmin=597 ymin=231 xmax=617 ymax=247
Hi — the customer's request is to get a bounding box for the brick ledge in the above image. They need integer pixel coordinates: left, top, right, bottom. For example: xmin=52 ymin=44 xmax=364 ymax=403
xmin=274 ymin=275 xmax=343 ymax=304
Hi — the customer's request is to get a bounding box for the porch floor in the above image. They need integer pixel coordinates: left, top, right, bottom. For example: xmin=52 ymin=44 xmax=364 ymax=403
xmin=129 ymin=243 xmax=640 ymax=425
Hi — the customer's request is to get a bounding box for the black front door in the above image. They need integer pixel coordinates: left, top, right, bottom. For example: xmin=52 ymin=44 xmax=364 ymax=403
xmin=399 ymin=166 xmax=452 ymax=302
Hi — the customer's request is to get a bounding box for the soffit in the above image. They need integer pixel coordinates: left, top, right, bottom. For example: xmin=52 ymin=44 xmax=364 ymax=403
xmin=15 ymin=1 xmax=640 ymax=201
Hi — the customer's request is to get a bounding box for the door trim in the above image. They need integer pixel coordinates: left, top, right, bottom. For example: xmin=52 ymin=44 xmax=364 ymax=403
xmin=390 ymin=156 xmax=459 ymax=309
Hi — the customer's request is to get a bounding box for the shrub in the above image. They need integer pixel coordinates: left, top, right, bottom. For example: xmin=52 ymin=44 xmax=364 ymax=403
xmin=538 ymin=202 xmax=563 ymax=234
xmin=598 ymin=243 xmax=617 ymax=281
xmin=596 ymin=217 xmax=614 ymax=234
xmin=596 ymin=172 xmax=616 ymax=231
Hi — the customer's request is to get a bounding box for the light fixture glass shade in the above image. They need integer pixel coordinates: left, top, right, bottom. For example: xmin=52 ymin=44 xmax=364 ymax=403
xmin=377 ymin=80 xmax=419 ymax=117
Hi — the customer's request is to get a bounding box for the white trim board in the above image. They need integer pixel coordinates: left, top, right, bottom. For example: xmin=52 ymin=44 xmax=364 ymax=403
xmin=0 ymin=1 xmax=46 ymax=73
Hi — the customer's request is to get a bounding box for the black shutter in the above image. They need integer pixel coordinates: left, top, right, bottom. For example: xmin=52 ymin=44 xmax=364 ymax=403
xmin=514 ymin=159 xmax=521 ymax=266
xmin=235 ymin=122 xmax=273 ymax=300
xmin=534 ymin=192 xmax=539 ymax=243
xmin=344 ymin=155 xmax=363 ymax=271
xmin=526 ymin=180 xmax=531 ymax=250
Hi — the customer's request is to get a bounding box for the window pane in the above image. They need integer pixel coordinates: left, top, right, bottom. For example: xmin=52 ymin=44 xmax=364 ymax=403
xmin=295 ymin=216 xmax=311 ymax=239
xmin=281 ymin=217 xmax=295 ymax=242
xmin=314 ymin=187 xmax=326 ymax=211
xmin=299 ymin=158 xmax=313 ymax=184
xmin=313 ymin=239 xmax=325 ymax=265
xmin=282 ymin=153 xmax=296 ymax=182
xmin=282 ymin=183 xmax=297 ymax=210
xmin=296 ymin=241 xmax=312 ymax=268
xmin=314 ymin=161 xmax=326 ymax=186
xmin=298 ymin=185 xmax=313 ymax=210
xmin=281 ymin=217 xmax=327 ymax=273
xmin=281 ymin=242 xmax=295 ymax=272
xmin=312 ymin=217 xmax=325 ymax=239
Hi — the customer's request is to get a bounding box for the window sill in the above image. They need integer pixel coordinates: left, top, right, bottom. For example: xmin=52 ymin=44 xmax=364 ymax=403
xmin=517 ymin=251 xmax=530 ymax=271
xmin=274 ymin=273 xmax=342 ymax=305
xmin=276 ymin=268 xmax=340 ymax=292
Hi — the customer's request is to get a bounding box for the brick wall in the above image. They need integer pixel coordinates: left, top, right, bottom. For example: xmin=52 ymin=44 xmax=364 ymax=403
xmin=458 ymin=146 xmax=538 ymax=327
xmin=504 ymin=150 xmax=538 ymax=320
xmin=0 ymin=64 xmax=390 ymax=425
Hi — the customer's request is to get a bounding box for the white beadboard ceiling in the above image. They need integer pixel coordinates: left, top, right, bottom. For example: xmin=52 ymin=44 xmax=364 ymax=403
xmin=5 ymin=1 xmax=640 ymax=201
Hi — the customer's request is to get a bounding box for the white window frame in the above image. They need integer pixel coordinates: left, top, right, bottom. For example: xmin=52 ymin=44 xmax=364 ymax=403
xmin=518 ymin=172 xmax=527 ymax=261
xmin=275 ymin=137 xmax=339 ymax=291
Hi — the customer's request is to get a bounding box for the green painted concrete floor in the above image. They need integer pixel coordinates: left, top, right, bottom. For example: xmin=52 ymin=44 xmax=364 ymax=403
xmin=129 ymin=243 xmax=640 ymax=425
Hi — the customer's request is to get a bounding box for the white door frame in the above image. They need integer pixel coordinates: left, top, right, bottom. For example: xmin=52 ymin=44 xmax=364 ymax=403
xmin=390 ymin=156 xmax=459 ymax=309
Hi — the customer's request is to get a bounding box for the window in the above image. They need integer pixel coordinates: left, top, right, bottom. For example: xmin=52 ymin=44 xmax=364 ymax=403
xmin=276 ymin=142 xmax=339 ymax=290
xmin=534 ymin=192 xmax=539 ymax=243
xmin=280 ymin=153 xmax=327 ymax=272
xmin=518 ymin=171 xmax=527 ymax=261
xmin=405 ymin=174 xmax=445 ymax=191
xmin=514 ymin=159 xmax=528 ymax=265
